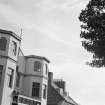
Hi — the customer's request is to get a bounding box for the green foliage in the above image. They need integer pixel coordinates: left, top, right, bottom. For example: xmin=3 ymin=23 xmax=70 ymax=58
xmin=79 ymin=0 xmax=105 ymax=67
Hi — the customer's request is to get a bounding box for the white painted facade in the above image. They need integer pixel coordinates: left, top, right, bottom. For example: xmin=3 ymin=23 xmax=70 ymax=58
xmin=0 ymin=30 xmax=21 ymax=105
xmin=0 ymin=29 xmax=50 ymax=105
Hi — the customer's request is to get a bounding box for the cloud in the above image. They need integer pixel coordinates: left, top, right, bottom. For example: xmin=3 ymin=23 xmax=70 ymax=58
xmin=0 ymin=0 xmax=91 ymax=67
xmin=1 ymin=1 xmax=105 ymax=105
xmin=0 ymin=0 xmax=89 ymax=12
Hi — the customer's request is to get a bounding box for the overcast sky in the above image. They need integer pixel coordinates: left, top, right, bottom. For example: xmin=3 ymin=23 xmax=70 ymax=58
xmin=0 ymin=0 xmax=105 ymax=105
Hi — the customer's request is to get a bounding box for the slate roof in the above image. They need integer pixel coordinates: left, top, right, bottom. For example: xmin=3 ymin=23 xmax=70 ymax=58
xmin=51 ymin=81 xmax=78 ymax=105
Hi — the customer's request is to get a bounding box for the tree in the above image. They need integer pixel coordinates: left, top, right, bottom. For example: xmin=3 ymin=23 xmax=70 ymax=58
xmin=79 ymin=0 xmax=105 ymax=67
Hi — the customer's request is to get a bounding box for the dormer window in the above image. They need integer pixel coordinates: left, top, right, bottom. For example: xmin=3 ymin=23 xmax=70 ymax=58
xmin=0 ymin=37 xmax=7 ymax=51
xmin=34 ymin=61 xmax=41 ymax=72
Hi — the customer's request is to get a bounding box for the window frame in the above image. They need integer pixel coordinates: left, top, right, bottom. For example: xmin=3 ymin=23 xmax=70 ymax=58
xmin=16 ymin=66 xmax=21 ymax=88
xmin=45 ymin=64 xmax=48 ymax=75
xmin=7 ymin=68 xmax=14 ymax=88
xmin=43 ymin=84 xmax=47 ymax=99
xmin=0 ymin=37 xmax=7 ymax=51
xmin=16 ymin=72 xmax=21 ymax=88
xmin=11 ymin=41 xmax=17 ymax=56
xmin=32 ymin=82 xmax=40 ymax=98
xmin=0 ymin=65 xmax=3 ymax=85
xmin=34 ymin=61 xmax=41 ymax=72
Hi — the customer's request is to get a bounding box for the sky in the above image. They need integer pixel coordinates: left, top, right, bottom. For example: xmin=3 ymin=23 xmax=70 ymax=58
xmin=0 ymin=0 xmax=105 ymax=105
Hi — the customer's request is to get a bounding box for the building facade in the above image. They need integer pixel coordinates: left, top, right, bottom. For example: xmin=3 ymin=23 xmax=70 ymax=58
xmin=0 ymin=29 xmax=50 ymax=105
xmin=0 ymin=29 xmax=78 ymax=105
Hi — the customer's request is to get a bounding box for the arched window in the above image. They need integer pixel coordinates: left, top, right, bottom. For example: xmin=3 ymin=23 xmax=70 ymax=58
xmin=0 ymin=37 xmax=7 ymax=51
xmin=34 ymin=61 xmax=41 ymax=72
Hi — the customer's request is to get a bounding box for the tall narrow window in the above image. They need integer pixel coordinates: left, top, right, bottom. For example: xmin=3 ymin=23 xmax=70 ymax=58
xmin=11 ymin=41 xmax=17 ymax=56
xmin=16 ymin=66 xmax=20 ymax=88
xmin=34 ymin=61 xmax=41 ymax=72
xmin=32 ymin=82 xmax=40 ymax=97
xmin=45 ymin=64 xmax=48 ymax=75
xmin=16 ymin=72 xmax=21 ymax=88
xmin=0 ymin=65 xmax=3 ymax=85
xmin=43 ymin=84 xmax=47 ymax=99
xmin=0 ymin=37 xmax=7 ymax=51
xmin=8 ymin=68 xmax=14 ymax=88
